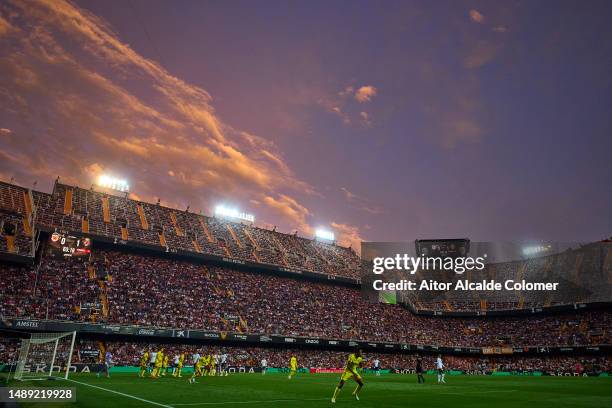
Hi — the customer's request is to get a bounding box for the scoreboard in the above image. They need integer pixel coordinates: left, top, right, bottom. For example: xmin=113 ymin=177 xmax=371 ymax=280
xmin=415 ymin=238 xmax=470 ymax=258
xmin=49 ymin=232 xmax=92 ymax=258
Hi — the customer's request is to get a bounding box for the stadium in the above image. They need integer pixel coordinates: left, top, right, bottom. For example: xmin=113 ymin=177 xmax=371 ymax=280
xmin=0 ymin=179 xmax=610 ymax=406
xmin=0 ymin=1 xmax=611 ymax=407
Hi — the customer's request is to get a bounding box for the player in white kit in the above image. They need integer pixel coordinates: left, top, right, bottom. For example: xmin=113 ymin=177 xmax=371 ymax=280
xmin=436 ymin=355 xmax=446 ymax=383
xmin=373 ymin=358 xmax=381 ymax=376
xmin=261 ymin=358 xmax=267 ymax=375
xmin=220 ymin=352 xmax=229 ymax=376
xmin=149 ymin=350 xmax=157 ymax=373
xmin=192 ymin=351 xmax=200 ymax=365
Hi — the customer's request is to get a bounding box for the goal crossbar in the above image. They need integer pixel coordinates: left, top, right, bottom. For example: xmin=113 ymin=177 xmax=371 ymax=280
xmin=13 ymin=331 xmax=77 ymax=381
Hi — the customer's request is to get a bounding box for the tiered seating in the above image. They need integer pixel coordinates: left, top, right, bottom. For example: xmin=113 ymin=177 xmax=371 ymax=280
xmin=0 ymin=263 xmax=40 ymax=318
xmin=0 ymin=182 xmax=26 ymax=213
xmin=161 ymin=214 xmax=225 ymax=257
xmin=206 ymin=217 xmax=253 ymax=259
xmin=0 ymin=213 xmax=32 ymax=255
xmin=244 ymin=225 xmax=287 ymax=265
xmin=25 ymin=182 xmax=362 ymax=277
xmin=24 ymin=182 xmax=361 ymax=276
xmin=31 ymin=191 xmax=53 ymax=225
xmin=274 ymin=233 xmax=310 ymax=270
xmin=0 ymin=257 xmax=100 ymax=321
xmin=404 ymin=242 xmax=611 ymax=313
xmin=314 ymin=241 xmax=361 ymax=276
xmin=1 ymin=250 xmax=610 ymax=347
xmin=0 ymin=182 xmax=34 ymax=257
xmin=107 ymin=194 xmax=140 ymax=229
xmin=35 ymin=183 xmax=359 ymax=277
xmin=5 ymin=180 xmax=607 ymax=290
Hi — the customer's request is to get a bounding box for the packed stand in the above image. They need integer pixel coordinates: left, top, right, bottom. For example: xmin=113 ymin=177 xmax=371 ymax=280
xmin=2 ymin=250 xmax=609 ymax=348
xmin=24 ymin=181 xmax=361 ymax=278
xmin=406 ymin=242 xmax=612 ymax=312
xmin=0 ymin=257 xmax=102 ymax=322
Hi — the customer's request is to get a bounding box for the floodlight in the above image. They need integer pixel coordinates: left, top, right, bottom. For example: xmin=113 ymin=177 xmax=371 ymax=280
xmin=315 ymin=229 xmax=335 ymax=241
xmin=214 ymin=205 xmax=254 ymax=222
xmin=97 ymin=174 xmax=129 ymax=192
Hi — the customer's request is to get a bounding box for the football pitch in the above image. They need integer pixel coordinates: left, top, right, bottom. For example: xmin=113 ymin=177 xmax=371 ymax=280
xmin=4 ymin=373 xmax=612 ymax=408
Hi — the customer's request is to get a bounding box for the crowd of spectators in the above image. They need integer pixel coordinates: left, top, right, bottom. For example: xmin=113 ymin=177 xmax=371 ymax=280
xmin=3 ymin=179 xmax=610 ymax=310
xmin=1 ymin=337 xmax=607 ymax=374
xmin=27 ymin=182 xmax=361 ymax=278
xmin=404 ymin=241 xmax=611 ymax=312
xmin=0 ymin=257 xmax=101 ymax=321
xmin=1 ymin=250 xmax=609 ymax=348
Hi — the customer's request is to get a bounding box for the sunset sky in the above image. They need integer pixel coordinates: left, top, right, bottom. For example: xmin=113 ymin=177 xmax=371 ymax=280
xmin=0 ymin=0 xmax=610 ymax=247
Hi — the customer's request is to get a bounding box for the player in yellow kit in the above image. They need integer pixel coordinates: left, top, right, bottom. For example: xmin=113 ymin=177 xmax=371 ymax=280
xmin=331 ymin=349 xmax=364 ymax=403
xmin=151 ymin=348 xmax=164 ymax=378
xmin=209 ymin=354 xmax=217 ymax=376
xmin=189 ymin=355 xmax=204 ymax=384
xmin=198 ymin=354 xmax=207 ymax=376
xmin=173 ymin=352 xmax=185 ymax=377
xmin=162 ymin=354 xmax=169 ymax=376
xmin=288 ymin=355 xmax=298 ymax=379
xmin=139 ymin=350 xmax=149 ymax=377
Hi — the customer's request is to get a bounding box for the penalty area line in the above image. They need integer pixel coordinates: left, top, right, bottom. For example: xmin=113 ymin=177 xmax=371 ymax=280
xmin=65 ymin=378 xmax=174 ymax=408
xmin=171 ymin=398 xmax=330 ymax=406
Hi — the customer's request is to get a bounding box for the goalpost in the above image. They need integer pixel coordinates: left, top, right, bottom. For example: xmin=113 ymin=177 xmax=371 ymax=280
xmin=12 ymin=331 xmax=77 ymax=381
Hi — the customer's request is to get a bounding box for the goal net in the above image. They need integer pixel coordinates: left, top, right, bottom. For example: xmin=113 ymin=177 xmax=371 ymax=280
xmin=12 ymin=331 xmax=76 ymax=381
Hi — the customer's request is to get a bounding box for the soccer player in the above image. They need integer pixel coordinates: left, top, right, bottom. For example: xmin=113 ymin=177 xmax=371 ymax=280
xmin=200 ymin=353 xmax=208 ymax=376
xmin=373 ymin=358 xmax=381 ymax=376
xmin=416 ymin=357 xmax=425 ymax=383
xmin=436 ymin=354 xmax=446 ymax=383
xmin=288 ymin=355 xmax=298 ymax=379
xmin=151 ymin=348 xmax=164 ymax=378
xmin=331 ymin=349 xmax=364 ymax=403
xmin=209 ymin=354 xmax=217 ymax=376
xmin=97 ymin=348 xmax=112 ymax=378
xmin=149 ymin=349 xmax=157 ymax=374
xmin=172 ymin=353 xmax=179 ymax=376
xmin=202 ymin=354 xmax=210 ymax=377
xmin=192 ymin=350 xmax=201 ymax=367
xmin=261 ymin=358 xmax=267 ymax=375
xmin=162 ymin=354 xmax=169 ymax=376
xmin=189 ymin=355 xmax=204 ymax=384
xmin=139 ymin=350 xmax=150 ymax=377
xmin=220 ymin=351 xmax=228 ymax=376
xmin=173 ymin=352 xmax=185 ymax=377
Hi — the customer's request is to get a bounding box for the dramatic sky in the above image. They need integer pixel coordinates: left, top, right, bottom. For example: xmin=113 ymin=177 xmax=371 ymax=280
xmin=0 ymin=0 xmax=611 ymax=247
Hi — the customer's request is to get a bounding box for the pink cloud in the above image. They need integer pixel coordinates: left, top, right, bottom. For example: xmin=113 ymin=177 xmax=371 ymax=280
xmin=469 ymin=9 xmax=485 ymax=24
xmin=330 ymin=221 xmax=363 ymax=252
xmin=354 ymin=85 xmax=377 ymax=103
xmin=0 ymin=0 xmax=325 ymax=237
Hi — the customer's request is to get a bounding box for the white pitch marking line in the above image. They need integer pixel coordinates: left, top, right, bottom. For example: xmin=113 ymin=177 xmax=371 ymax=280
xmin=171 ymin=398 xmax=330 ymax=406
xmin=437 ymin=389 xmax=518 ymax=395
xmin=65 ymin=378 xmax=174 ymax=408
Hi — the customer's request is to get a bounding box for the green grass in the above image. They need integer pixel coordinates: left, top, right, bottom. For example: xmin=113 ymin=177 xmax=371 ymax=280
xmin=4 ymin=372 xmax=611 ymax=408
